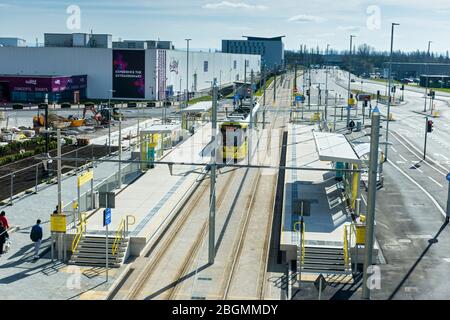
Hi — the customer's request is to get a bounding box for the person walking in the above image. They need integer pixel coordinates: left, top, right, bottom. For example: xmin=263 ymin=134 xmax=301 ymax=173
xmin=0 ymin=221 xmax=8 ymax=255
xmin=0 ymin=211 xmax=9 ymax=230
xmin=30 ymin=219 xmax=43 ymax=259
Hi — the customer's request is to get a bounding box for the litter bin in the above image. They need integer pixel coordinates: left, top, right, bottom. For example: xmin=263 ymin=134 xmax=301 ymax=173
xmin=356 ymin=121 xmax=362 ymax=132
xmin=356 ymin=223 xmax=366 ymax=245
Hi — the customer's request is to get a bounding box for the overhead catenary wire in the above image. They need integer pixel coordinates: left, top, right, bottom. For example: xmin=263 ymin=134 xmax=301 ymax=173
xmin=34 ymin=155 xmax=365 ymax=173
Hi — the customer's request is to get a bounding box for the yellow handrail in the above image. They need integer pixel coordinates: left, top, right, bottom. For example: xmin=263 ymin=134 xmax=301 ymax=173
xmin=112 ymin=218 xmax=126 ymax=256
xmin=301 ymin=222 xmax=306 ymax=265
xmin=71 ymin=214 xmax=86 ymax=253
xmin=343 ymin=224 xmax=357 ymax=270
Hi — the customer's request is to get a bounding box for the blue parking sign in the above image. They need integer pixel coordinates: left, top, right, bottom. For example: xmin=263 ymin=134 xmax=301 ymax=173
xmin=447 ymin=173 xmax=450 ymax=181
xmin=103 ymin=208 xmax=111 ymax=226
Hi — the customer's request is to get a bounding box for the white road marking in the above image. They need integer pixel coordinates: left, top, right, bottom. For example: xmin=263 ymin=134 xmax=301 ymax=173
xmin=396 ymin=161 xmax=405 ymax=164
xmin=399 ymin=154 xmax=408 ymax=162
xmin=388 ymin=160 xmax=446 ymax=217
xmin=428 ymin=176 xmax=444 ymax=188
xmin=411 ymin=161 xmax=423 ymax=173
xmin=391 ymin=146 xmax=398 ymax=153
xmin=434 ymin=153 xmax=449 ymax=161
xmin=391 ymin=131 xmax=448 ymax=175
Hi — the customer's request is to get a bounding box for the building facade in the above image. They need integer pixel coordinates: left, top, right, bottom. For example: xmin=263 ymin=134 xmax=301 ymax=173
xmin=0 ymin=75 xmax=87 ymax=103
xmin=383 ymin=62 xmax=450 ymax=80
xmin=222 ymin=36 xmax=284 ymax=71
xmin=0 ymin=46 xmax=260 ymax=103
xmin=44 ymin=33 xmax=112 ymax=48
xmin=0 ymin=37 xmax=26 ymax=47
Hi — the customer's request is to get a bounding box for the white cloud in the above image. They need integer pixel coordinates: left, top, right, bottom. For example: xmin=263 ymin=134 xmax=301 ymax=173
xmin=337 ymin=25 xmax=361 ymax=32
xmin=288 ymin=14 xmax=325 ymax=23
xmin=203 ymin=1 xmax=268 ymax=10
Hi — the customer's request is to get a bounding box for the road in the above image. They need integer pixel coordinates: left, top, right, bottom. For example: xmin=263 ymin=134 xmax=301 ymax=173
xmin=312 ymin=68 xmax=450 ymax=299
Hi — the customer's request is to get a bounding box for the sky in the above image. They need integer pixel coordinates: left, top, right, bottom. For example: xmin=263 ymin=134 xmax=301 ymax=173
xmin=0 ymin=0 xmax=449 ymax=53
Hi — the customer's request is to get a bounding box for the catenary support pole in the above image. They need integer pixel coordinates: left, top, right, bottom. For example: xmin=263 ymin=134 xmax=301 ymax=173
xmin=347 ymin=35 xmax=355 ymax=127
xmin=362 ymin=109 xmax=381 ymax=300
xmin=385 ymin=23 xmax=399 ymax=161
xmin=209 ymin=78 xmax=218 ymax=265
xmin=423 ymin=116 xmax=429 ymax=160
xmin=118 ymin=118 xmax=122 ymax=188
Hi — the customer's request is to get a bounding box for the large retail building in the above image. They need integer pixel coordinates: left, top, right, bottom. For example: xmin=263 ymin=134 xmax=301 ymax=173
xmin=0 ymin=33 xmax=261 ymax=103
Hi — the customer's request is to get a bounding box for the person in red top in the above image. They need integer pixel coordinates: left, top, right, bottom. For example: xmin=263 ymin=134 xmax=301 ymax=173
xmin=0 ymin=211 xmax=9 ymax=230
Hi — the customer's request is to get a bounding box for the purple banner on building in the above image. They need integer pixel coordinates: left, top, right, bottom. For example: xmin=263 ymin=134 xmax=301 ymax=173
xmin=113 ymin=50 xmax=145 ymax=99
xmin=0 ymin=75 xmax=87 ymax=93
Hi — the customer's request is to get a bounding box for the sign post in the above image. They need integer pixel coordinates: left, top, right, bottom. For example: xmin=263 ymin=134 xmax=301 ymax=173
xmin=314 ymin=274 xmax=327 ymax=300
xmin=50 ymin=213 xmax=67 ymax=262
xmin=77 ymin=170 xmax=93 ymax=225
xmin=446 ymin=173 xmax=450 ymax=223
xmin=103 ymin=207 xmax=111 ymax=282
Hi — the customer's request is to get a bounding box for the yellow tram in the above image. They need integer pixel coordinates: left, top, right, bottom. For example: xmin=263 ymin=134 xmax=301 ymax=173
xmin=220 ymin=121 xmax=248 ymax=162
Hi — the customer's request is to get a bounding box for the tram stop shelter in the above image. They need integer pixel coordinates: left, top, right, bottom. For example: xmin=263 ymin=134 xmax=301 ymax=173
xmin=353 ymin=142 xmax=384 ymax=186
xmin=139 ymin=124 xmax=181 ymax=171
xmin=313 ymin=131 xmax=362 ymax=212
xmin=179 ymin=101 xmax=212 ymax=132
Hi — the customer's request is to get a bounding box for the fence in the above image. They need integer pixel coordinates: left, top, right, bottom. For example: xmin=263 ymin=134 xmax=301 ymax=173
xmin=0 ymin=144 xmax=117 ymax=206
xmin=63 ymin=158 xmax=142 ymax=230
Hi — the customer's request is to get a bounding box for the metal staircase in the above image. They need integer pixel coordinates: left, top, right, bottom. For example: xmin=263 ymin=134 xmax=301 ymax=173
xmin=301 ymin=246 xmax=348 ymax=275
xmin=69 ymin=235 xmax=128 ymax=268
xmin=69 ymin=214 xmax=135 ymax=268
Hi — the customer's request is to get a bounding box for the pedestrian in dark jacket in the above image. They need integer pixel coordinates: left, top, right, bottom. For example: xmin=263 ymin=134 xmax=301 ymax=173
xmin=30 ymin=220 xmax=43 ymax=259
xmin=0 ymin=221 xmax=8 ymax=255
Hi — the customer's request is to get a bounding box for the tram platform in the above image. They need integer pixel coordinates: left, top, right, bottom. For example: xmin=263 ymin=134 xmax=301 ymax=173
xmin=281 ymin=123 xmax=380 ymax=264
xmin=281 ymin=123 xmax=352 ymax=260
xmin=75 ymin=124 xmax=213 ymax=253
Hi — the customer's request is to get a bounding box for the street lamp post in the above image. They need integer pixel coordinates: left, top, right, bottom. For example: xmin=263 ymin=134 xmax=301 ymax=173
xmin=107 ymin=89 xmax=116 ymax=155
xmin=384 ymin=23 xmax=400 ymax=162
xmin=347 ymin=35 xmax=356 ymax=127
xmin=325 ymin=44 xmax=330 ymax=122
xmin=185 ymin=39 xmax=191 ymax=108
xmin=424 ymin=41 xmax=432 ymax=112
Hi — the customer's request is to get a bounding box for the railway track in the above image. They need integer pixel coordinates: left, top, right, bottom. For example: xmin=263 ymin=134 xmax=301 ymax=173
xmin=219 ymin=77 xmax=290 ymax=300
xmin=115 ymin=73 xmax=292 ymax=300
xmin=125 ymin=166 xmax=240 ymax=300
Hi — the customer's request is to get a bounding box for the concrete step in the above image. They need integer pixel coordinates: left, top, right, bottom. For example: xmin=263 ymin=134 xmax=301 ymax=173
xmin=303 ymin=258 xmax=345 ymax=266
xmin=80 ymin=237 xmax=129 ymax=244
xmin=75 ymin=247 xmax=126 ymax=254
xmin=69 ymin=259 xmax=121 ymax=268
xmin=302 ymin=264 xmax=347 ymax=273
xmin=70 ymin=235 xmax=129 ymax=268
xmin=78 ymin=243 xmax=127 ymax=250
xmin=72 ymin=252 xmax=124 ymax=259
xmin=305 ymin=247 xmax=344 ymax=254
xmin=304 ymin=253 xmax=345 ymax=260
